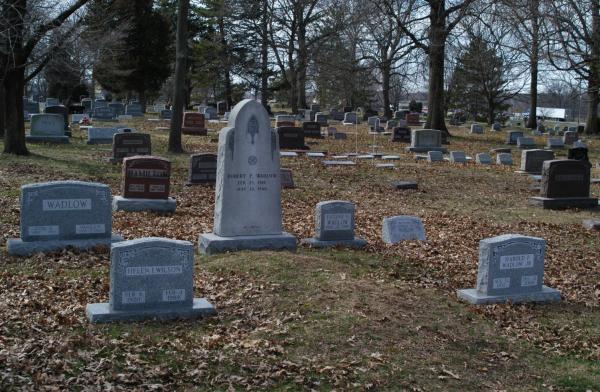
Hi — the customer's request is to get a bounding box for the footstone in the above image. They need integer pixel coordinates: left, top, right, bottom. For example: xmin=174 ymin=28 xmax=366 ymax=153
xmin=301 ymin=200 xmax=366 ymax=249
xmin=376 ymin=163 xmax=395 ymax=169
xmin=427 ymin=151 xmax=443 ymax=162
xmin=476 ymin=153 xmax=492 ymax=165
xmin=323 ymin=160 xmax=355 ymax=166
xmin=280 ymin=151 xmax=298 ymax=157
xmin=199 ymin=99 xmax=297 ymax=254
xmin=457 ymin=234 xmax=561 ymax=304
xmin=86 ymin=237 xmax=216 ymax=323
xmin=496 ymin=153 xmax=513 ymax=165
xmin=391 ymin=181 xmax=418 ymax=190
xmin=449 ymin=151 xmax=467 ymax=163
xmin=306 ymin=152 xmax=325 ymax=157
xmin=7 ymin=181 xmax=123 ymax=256
xmin=381 ymin=216 xmax=426 ymax=244
xmin=382 ymin=155 xmax=400 ymax=160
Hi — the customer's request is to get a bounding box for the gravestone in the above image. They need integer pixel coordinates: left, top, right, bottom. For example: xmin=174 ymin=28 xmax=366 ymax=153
xmin=217 ymin=101 xmax=227 ymax=115
xmin=26 ymin=114 xmax=69 ymax=143
xmin=367 ymin=116 xmax=379 ymax=129
xmin=315 ymin=112 xmax=328 ymax=126
xmin=46 ymin=97 xmax=59 ymax=106
xmin=529 ymin=160 xmax=597 ymax=209
xmin=186 ymin=153 xmax=217 ymax=185
xmin=69 ymin=105 xmax=85 ymax=114
xmin=110 ymin=133 xmax=152 ymax=163
xmin=159 ymin=109 xmax=172 ymax=120
xmin=182 ymin=112 xmax=207 ymax=135
xmin=24 ymin=101 xmax=40 ymax=115
xmin=470 ymin=124 xmax=483 ymax=134
xmin=203 ymin=106 xmax=218 ymax=120
xmin=496 ymin=153 xmax=513 ymax=166
xmin=406 ymin=129 xmax=447 ymax=153
xmin=94 ymin=99 xmax=108 ymax=109
xmin=390 ymin=126 xmax=411 ymax=142
xmin=492 ymin=122 xmax=502 ymax=132
xmin=302 ymin=121 xmax=323 ymax=138
xmin=382 ymin=216 xmax=426 ymax=244
xmin=71 ymin=113 xmax=89 ymax=124
xmin=476 ymin=153 xmax=492 ymax=165
xmin=280 ymin=168 xmax=295 ymax=189
xmin=427 ymin=150 xmax=444 ymax=162
xmin=334 ymin=132 xmax=347 ymax=140
xmin=44 ymin=105 xmax=69 ymax=134
xmin=86 ymin=237 xmax=216 ymax=323
xmin=457 ymin=234 xmax=561 ymax=304
xmin=342 ymin=112 xmax=358 ymax=125
xmin=343 ymin=106 xmax=353 ymax=113
xmin=330 ymin=109 xmax=345 ymax=121
xmin=152 ymin=103 xmax=166 ymax=113
xmin=310 ymin=104 xmax=320 ymax=113
xmin=517 ymin=137 xmax=535 ymax=149
xmin=568 ymin=146 xmax=590 ymax=165
xmin=7 ymin=181 xmax=123 ymax=256
xmin=394 ymin=110 xmax=407 ymax=120
xmin=506 ymin=130 xmax=524 ymax=145
xmin=113 ymin=156 xmax=176 ymax=213
xmin=198 ymin=99 xmax=297 ymax=255
xmin=546 ymin=138 xmax=564 ymax=149
xmin=386 ymin=119 xmax=398 ymax=130
xmin=406 ymin=113 xmax=421 ymax=126
xmin=109 ymin=102 xmax=125 ymax=117
xmin=93 ymin=106 xmax=116 ymax=121
xmin=563 ymin=130 xmax=578 ymax=145
xmin=275 ymin=115 xmax=296 ymax=127
xmin=126 ymin=103 xmax=143 ymax=117
xmin=301 ymin=201 xmax=366 ymax=248
xmin=87 ymin=127 xmax=132 ymax=145
xmin=391 ymin=181 xmax=418 ymax=190
xmin=277 ymin=127 xmax=308 ymax=150
xmin=81 ymin=98 xmax=93 ymax=114
xmin=449 ymin=151 xmax=467 ymax=163
xmin=519 ymin=149 xmax=554 ymax=174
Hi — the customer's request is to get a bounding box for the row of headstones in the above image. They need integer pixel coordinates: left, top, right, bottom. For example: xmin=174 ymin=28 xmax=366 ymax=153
xmin=506 ymin=130 xmax=581 ymax=149
xmin=422 ymin=150 xmax=513 ymax=165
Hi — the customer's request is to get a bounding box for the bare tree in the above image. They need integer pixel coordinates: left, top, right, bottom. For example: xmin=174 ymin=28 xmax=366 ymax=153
xmin=2 ymin=0 xmax=90 ymax=155
xmin=546 ymin=0 xmax=600 ymax=134
xmin=169 ymin=0 xmax=189 ymax=153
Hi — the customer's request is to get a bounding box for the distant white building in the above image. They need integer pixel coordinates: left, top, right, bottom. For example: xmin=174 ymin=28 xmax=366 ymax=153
xmin=535 ymin=107 xmax=568 ymax=121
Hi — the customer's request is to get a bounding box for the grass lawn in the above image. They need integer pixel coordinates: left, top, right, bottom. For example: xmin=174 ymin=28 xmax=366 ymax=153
xmin=1 ymin=117 xmax=600 ymax=390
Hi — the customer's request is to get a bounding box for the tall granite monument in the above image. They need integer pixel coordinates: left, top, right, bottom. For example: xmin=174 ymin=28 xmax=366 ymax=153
xmin=199 ymin=100 xmax=297 ymax=254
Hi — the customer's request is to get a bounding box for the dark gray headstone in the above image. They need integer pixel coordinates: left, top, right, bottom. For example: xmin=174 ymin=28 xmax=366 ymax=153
xmin=186 ymin=153 xmax=217 ymax=185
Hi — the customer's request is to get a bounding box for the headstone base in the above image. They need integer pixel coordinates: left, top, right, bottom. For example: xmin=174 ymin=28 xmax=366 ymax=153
xmin=301 ymin=237 xmax=367 ymax=249
xmin=528 ymin=197 xmax=598 ymax=209
xmin=86 ymin=298 xmax=216 ymax=323
xmin=7 ymin=234 xmax=124 ymax=257
xmin=199 ymin=232 xmax=297 ymax=255
xmin=182 ymin=128 xmax=207 ymax=136
xmin=112 ymin=196 xmax=177 ymax=213
xmin=25 ymin=135 xmax=69 ymax=144
xmin=583 ymin=219 xmax=600 ymax=230
xmin=405 ymin=147 xmax=447 ymax=153
xmin=457 ymin=286 xmax=561 ymax=305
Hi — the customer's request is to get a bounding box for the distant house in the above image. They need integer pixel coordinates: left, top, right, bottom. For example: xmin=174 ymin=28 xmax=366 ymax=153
xmin=535 ymin=107 xmax=568 ymax=121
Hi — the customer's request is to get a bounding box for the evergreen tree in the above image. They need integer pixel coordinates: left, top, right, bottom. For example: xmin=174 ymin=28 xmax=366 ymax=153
xmin=447 ymin=35 xmax=513 ymax=124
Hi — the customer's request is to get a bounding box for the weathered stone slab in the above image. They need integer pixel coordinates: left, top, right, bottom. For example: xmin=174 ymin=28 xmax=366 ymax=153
xmin=506 ymin=131 xmax=524 ymax=145
xmin=301 ymin=200 xmax=366 ymax=249
xmin=496 ymin=153 xmax=513 ymax=165
xmin=457 ymin=234 xmax=561 ymax=304
xmin=7 ymin=181 xmax=123 ymax=256
xmin=427 ymin=151 xmax=444 ymax=162
xmin=280 ymin=168 xmax=295 ymax=189
xmin=470 ymin=124 xmax=483 ymax=134
xmin=186 ymin=153 xmax=217 ymax=185
xmin=27 ymin=114 xmax=69 ymax=143
xmin=518 ymin=149 xmax=554 ymax=174
xmin=449 ymin=151 xmax=467 ymax=163
xmin=110 ymin=133 xmax=152 ymax=163
xmin=86 ymin=237 xmax=216 ymax=323
xmin=406 ymin=129 xmax=447 ymax=153
xmin=391 ymin=181 xmax=418 ymax=190
xmin=476 ymin=153 xmax=492 ymax=165
xmin=182 ymin=112 xmax=207 ymax=135
xmin=382 ymin=216 xmax=426 ymax=244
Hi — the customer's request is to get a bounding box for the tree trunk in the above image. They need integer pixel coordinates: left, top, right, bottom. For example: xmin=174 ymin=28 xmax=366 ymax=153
xmin=584 ymin=76 xmax=599 ymax=134
xmin=169 ymin=0 xmax=189 ymax=153
xmin=4 ymin=67 xmax=28 ymax=155
xmin=381 ymin=61 xmax=392 ymax=118
xmin=296 ymin=25 xmax=307 ymax=110
xmin=218 ymin=14 xmax=233 ymax=107
xmin=526 ymin=0 xmax=539 ymax=130
xmin=139 ymin=90 xmax=146 ymax=113
xmin=487 ymin=100 xmax=495 ymax=125
xmin=425 ymin=11 xmax=448 ymax=134
xmin=260 ymin=0 xmax=269 ymax=109
xmin=0 ymin=85 xmax=6 ymax=137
